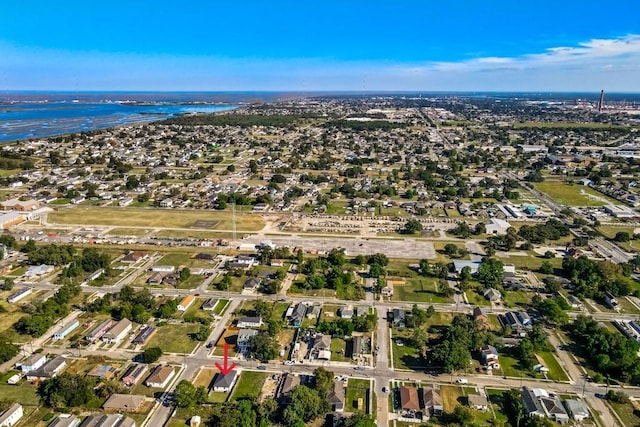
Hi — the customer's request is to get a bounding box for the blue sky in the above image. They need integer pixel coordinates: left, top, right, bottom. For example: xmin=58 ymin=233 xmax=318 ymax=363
xmin=1 ymin=0 xmax=639 ymax=91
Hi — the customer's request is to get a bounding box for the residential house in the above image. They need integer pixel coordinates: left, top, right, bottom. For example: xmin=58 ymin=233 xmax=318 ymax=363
xmin=540 ymin=394 xmax=569 ymax=424
xmin=145 ymin=365 xmax=175 ymax=388
xmin=177 ymin=295 xmax=196 ymax=311
xmin=87 ymin=365 xmax=118 ymax=380
xmin=20 ymin=353 xmax=47 ymax=373
xmin=79 ymin=414 xmax=136 ymax=427
xmin=480 ymin=345 xmax=500 ymax=369
xmin=279 ymin=373 xmax=301 ymax=398
xmin=564 ymin=399 xmax=590 ymax=421
xmin=312 ymin=334 xmax=332 ymax=360
xmin=242 ymin=277 xmax=260 ymax=291
xmin=121 ymin=364 xmax=148 ymax=387
xmin=27 ymin=356 xmax=67 ymax=382
xmin=472 ymin=307 xmax=489 ymax=329
xmin=201 ymin=298 xmax=218 ymax=311
xmin=122 ymin=251 xmax=146 ymax=263
xmin=237 ymin=316 xmax=263 ymax=329
xmin=0 ymin=403 xmax=23 ymax=427
xmin=326 ymin=382 xmax=345 ymax=412
xmin=237 ymin=329 xmax=258 ymax=353
xmin=151 ymin=265 xmax=175 ymax=273
xmin=483 ymin=288 xmax=502 ymax=303
xmin=422 ymin=386 xmax=443 ymax=415
xmin=522 ymin=387 xmax=546 ymax=418
xmin=195 ymin=253 xmax=215 ymax=261
xmin=289 ymin=303 xmax=307 ymax=327
xmin=24 ymin=265 xmax=54 ymax=279
xmin=102 ymin=319 xmax=132 ymax=344
xmin=86 ymin=319 xmax=115 ymax=342
xmin=211 ymin=371 xmax=238 ymax=392
xmin=339 ymin=307 xmax=354 ymax=319
xmin=147 ymin=272 xmax=164 ymax=284
xmin=270 ymin=259 xmax=285 ymax=267
xmin=467 ymin=394 xmax=489 ymax=411
xmin=517 ymin=311 xmax=532 ymax=327
xmin=399 ymin=386 xmax=421 ymax=413
xmin=102 ymin=394 xmax=146 ymax=413
xmin=391 ymin=309 xmax=406 ymax=328
xmin=47 ymin=413 xmax=80 ymax=427
xmin=53 ymin=320 xmax=80 ymax=341
xmin=7 ymin=287 xmax=32 ymax=303
xmin=603 ymin=292 xmax=620 ymax=311
xmin=306 ymin=303 xmax=322 ymax=319
xmin=132 ymin=326 xmax=157 ymax=345
xmin=567 ymin=295 xmax=582 ymax=309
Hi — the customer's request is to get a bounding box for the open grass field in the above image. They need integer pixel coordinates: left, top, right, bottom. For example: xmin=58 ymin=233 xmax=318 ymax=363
xmin=0 ymin=382 xmax=39 ymax=406
xmin=145 ymin=324 xmax=200 ymax=353
xmin=330 ymin=338 xmax=351 ymax=363
xmin=106 ymin=228 xmax=153 ymax=236
xmin=391 ymin=336 xmax=423 ymax=370
xmin=392 ymin=277 xmax=453 ymax=303
xmin=440 ymin=385 xmax=463 ymax=413
xmin=231 ymin=371 xmax=269 ymax=401
xmin=155 ymin=229 xmax=233 ymax=240
xmin=608 ymin=400 xmax=640 ymax=426
xmin=534 ymin=181 xmax=618 ymax=206
xmin=538 ymin=351 xmax=570 ymax=382
xmin=346 ymin=378 xmax=370 ymax=413
xmin=48 ymin=206 xmax=265 ymax=231
xmin=193 ymin=367 xmax=217 ymax=388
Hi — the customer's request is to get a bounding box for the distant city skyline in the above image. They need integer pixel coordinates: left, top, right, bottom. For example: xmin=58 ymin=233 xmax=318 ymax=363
xmin=1 ymin=1 xmax=639 ymax=91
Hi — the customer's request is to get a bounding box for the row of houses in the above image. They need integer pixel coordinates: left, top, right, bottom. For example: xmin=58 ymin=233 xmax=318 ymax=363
xmin=522 ymin=387 xmax=589 ymax=423
xmin=85 ymin=319 xmax=133 ymax=344
xmin=47 ymin=413 xmax=137 ymax=427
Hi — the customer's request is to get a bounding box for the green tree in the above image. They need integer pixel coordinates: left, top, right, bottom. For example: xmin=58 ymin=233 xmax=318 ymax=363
xmin=175 ymin=380 xmax=197 ymax=408
xmin=0 ymin=277 xmax=14 ymax=291
xmin=248 ymin=333 xmax=278 ymax=361
xmin=38 ymin=373 xmax=97 ymax=409
xmin=403 ymin=219 xmax=423 ymax=234
xmin=180 ymin=267 xmax=191 ymax=282
xmin=477 ymin=258 xmax=504 ymax=288
xmin=539 ymin=261 xmax=554 ymax=274
xmin=312 ymin=367 xmax=334 ymax=395
xmin=141 ymin=347 xmax=163 ymax=363
xmin=0 ymin=338 xmax=18 ymax=363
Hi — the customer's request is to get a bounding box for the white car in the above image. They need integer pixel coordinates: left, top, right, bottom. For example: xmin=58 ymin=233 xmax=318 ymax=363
xmin=284 ymin=360 xmax=295 ymax=365
xmin=456 ymin=378 xmax=468 ymax=384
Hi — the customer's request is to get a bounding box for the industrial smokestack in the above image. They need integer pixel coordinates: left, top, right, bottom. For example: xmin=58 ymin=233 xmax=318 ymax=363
xmin=598 ymin=89 xmax=605 ymax=112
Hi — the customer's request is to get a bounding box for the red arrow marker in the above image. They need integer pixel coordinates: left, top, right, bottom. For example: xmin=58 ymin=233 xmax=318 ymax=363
xmin=215 ymin=342 xmax=237 ymax=376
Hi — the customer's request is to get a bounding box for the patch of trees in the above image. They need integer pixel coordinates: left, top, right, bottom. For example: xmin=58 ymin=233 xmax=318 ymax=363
xmin=0 ymin=337 xmax=18 ymax=363
xmin=562 ymin=256 xmax=634 ymax=298
xmin=531 ymin=295 xmax=569 ymax=325
xmin=298 ymin=249 xmax=363 ymax=299
xmin=429 ymin=314 xmax=492 ymax=372
xmin=27 ymin=244 xmax=76 ymax=266
xmin=14 ymin=283 xmax=80 ymax=337
xmin=571 ymin=315 xmax=640 ymax=384
xmin=477 ymin=258 xmax=504 ymax=288
xmin=162 ymin=113 xmax=313 ymax=127
xmin=513 ymin=324 xmax=552 ymax=370
xmin=247 ymin=332 xmax=279 ymax=361
xmin=210 ymin=398 xmax=277 ymax=427
xmin=450 ymin=221 xmax=485 ymax=239
xmin=324 ymin=120 xmax=407 ymax=130
xmin=402 ymin=219 xmax=423 ymax=234
xmin=0 ymin=149 xmax=36 ymax=170
xmin=174 ymin=380 xmax=208 ymax=408
xmin=518 ymin=219 xmax=570 ymax=244
xmin=38 ymin=373 xmax=97 ymax=409
xmin=337 ymin=414 xmax=377 ymax=427
xmin=86 ymin=285 xmax=155 ymax=325
xmin=501 ymin=389 xmax=556 ymax=427
xmin=281 ymin=368 xmax=333 ymax=425
xmin=140 ymin=347 xmax=163 ymax=363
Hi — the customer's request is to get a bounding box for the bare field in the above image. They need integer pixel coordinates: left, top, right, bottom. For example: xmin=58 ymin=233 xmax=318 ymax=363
xmin=48 ymin=206 xmax=265 ymax=231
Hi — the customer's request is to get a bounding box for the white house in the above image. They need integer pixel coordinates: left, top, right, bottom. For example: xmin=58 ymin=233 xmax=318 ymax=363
xmin=53 ymin=320 xmax=80 ymax=341
xmin=177 ymin=295 xmax=196 ymax=312
xmin=212 ymin=371 xmax=238 ymax=392
xmin=237 ymin=316 xmax=263 ymax=329
xmin=6 ymin=287 xmax=32 ymax=304
xmin=102 ymin=318 xmax=132 ymax=344
xmin=20 ymin=353 xmax=47 ymax=373
xmin=0 ymin=403 xmax=23 ymax=427
xmin=151 ymin=265 xmax=176 ymax=273
xmin=145 ymin=365 xmax=175 ymax=388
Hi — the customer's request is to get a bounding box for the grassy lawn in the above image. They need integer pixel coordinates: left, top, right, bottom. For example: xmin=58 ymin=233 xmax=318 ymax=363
xmin=146 ymin=324 xmax=200 ymax=353
xmin=208 ymin=390 xmax=229 ymax=403
xmin=176 ymin=275 xmax=204 ymax=289
xmin=506 ymin=253 xmax=563 ymax=271
xmin=193 ymin=368 xmax=217 ymax=388
xmin=538 ymin=352 xmax=569 ymax=382
xmin=106 ymin=228 xmax=153 ymax=236
xmin=502 ymin=290 xmax=532 ymax=308
xmin=346 ymin=378 xmax=370 ymax=413
xmin=466 ymin=289 xmax=491 ymax=307
xmin=272 ymin=302 xmax=290 ymax=321
xmin=330 ymin=338 xmax=351 ymax=363
xmin=155 ymin=229 xmax=232 ymax=240
xmin=231 ymin=371 xmax=269 ymax=401
xmin=608 ymin=401 xmax=640 ymax=426
xmin=391 ymin=335 xmax=424 ymax=370
xmin=213 ymin=299 xmax=230 ymax=316
xmin=0 ymin=382 xmax=39 ymax=406
xmin=440 ymin=385 xmax=463 ymax=413
xmin=486 ymin=388 xmax=511 ymax=426
xmin=48 ymin=206 xmax=265 ymax=231
xmin=392 ymin=277 xmax=453 ymax=303
xmin=534 ymin=181 xmax=617 ymax=206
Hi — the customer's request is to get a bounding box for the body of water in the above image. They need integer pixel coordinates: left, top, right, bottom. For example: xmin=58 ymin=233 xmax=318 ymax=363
xmin=0 ymin=91 xmax=298 ymax=142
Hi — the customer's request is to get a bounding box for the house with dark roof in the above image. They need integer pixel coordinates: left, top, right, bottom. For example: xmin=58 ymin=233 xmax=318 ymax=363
xmin=79 ymin=414 xmax=136 ymax=427
xmin=201 ymin=298 xmax=218 ymax=311
xmin=27 ymin=356 xmax=67 ymax=382
xmin=391 ymin=308 xmax=406 ymax=328
xmin=47 ymin=413 xmax=80 ymax=427
xmin=483 ymin=288 xmax=502 ymax=303
xmin=467 ymin=394 xmax=489 ymax=411
xmin=289 ymin=303 xmax=307 ymax=327
xmin=87 ymin=365 xmax=118 ymax=380
xmin=522 ymin=387 xmax=546 ymax=418
xmin=279 ymin=373 xmax=301 ymax=399
xmin=472 ymin=307 xmax=489 ymax=329
xmin=422 ymin=386 xmax=443 ymax=415
xmin=121 ymin=364 xmax=148 ymax=387
xmin=212 ymin=371 xmax=238 ymax=392
xmin=311 ymin=334 xmax=332 ymax=360
xmin=243 ymin=277 xmax=261 ymax=291
xmin=540 ymin=394 xmax=569 ymax=424
xmin=132 ymin=326 xmax=157 ymax=345
xmin=326 ymin=382 xmax=345 ymax=412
